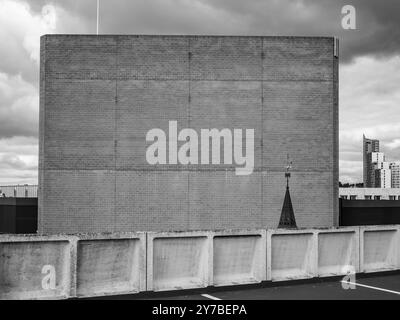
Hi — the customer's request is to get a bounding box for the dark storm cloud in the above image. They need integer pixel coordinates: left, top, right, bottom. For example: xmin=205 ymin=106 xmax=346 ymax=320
xmin=206 ymin=0 xmax=400 ymax=62
xmin=23 ymin=0 xmax=400 ymax=62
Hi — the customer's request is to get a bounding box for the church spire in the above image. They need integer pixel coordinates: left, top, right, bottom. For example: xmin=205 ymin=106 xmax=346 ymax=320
xmin=278 ymin=154 xmax=297 ymax=229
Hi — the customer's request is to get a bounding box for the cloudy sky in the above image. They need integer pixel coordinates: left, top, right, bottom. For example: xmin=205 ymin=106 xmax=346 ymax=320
xmin=0 ymin=0 xmax=400 ymax=184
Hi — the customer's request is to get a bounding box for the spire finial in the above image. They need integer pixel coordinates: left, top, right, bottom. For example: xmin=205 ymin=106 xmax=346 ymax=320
xmin=285 ymin=154 xmax=292 ymax=189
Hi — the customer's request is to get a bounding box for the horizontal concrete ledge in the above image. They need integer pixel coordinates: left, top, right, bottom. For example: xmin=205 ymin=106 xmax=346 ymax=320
xmin=42 ymin=34 xmax=336 ymax=40
xmin=0 ymin=226 xmax=399 ymax=299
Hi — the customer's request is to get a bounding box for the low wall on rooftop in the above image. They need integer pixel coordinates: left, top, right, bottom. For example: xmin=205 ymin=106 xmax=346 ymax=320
xmin=0 ymin=225 xmax=399 ymax=299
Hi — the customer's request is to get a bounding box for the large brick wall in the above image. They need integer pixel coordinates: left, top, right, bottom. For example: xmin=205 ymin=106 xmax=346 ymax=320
xmin=39 ymin=35 xmax=338 ymax=234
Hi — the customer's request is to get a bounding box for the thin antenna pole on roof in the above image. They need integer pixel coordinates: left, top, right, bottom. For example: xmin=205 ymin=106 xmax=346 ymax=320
xmin=96 ymin=0 xmax=99 ymax=35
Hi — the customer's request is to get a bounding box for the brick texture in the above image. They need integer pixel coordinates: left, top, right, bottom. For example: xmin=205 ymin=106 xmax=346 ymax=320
xmin=39 ymin=35 xmax=338 ymax=233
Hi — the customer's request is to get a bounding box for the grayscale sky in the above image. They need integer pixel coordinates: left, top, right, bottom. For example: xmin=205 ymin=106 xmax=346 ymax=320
xmin=1 ymin=0 xmax=400 ymax=184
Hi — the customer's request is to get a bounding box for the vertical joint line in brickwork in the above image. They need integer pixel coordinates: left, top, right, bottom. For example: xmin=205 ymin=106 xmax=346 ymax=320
xmin=38 ymin=36 xmax=47 ymax=233
xmin=187 ymin=38 xmax=191 ymax=228
xmin=113 ymin=38 xmax=118 ymax=232
xmin=261 ymin=37 xmax=264 ymax=217
xmin=333 ymin=38 xmax=339 ymax=226
xmin=188 ymin=38 xmax=191 ymax=127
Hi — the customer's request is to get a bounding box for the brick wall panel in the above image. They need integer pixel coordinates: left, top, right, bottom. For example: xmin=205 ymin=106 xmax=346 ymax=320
xmin=40 ymin=170 xmax=115 ymax=234
xmin=263 ymin=37 xmax=333 ymax=81
xmin=190 ymin=36 xmax=262 ymax=80
xmin=115 ymin=171 xmax=189 ymax=231
xmin=116 ymin=80 xmax=189 ymax=170
xmin=262 ymin=81 xmax=334 ymax=172
xmin=44 ymin=79 xmax=115 ymax=170
xmin=118 ymin=35 xmax=189 ymax=80
xmin=188 ymin=171 xmax=262 ymax=229
xmin=46 ymin=35 xmax=117 ymax=80
xmin=189 ymin=80 xmax=262 ymax=170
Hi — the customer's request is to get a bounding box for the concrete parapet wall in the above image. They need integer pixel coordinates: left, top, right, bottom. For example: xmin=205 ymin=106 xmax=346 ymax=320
xmin=267 ymin=229 xmax=317 ymax=281
xmin=360 ymin=225 xmax=399 ymax=273
xmin=212 ymin=229 xmax=266 ymax=286
xmin=0 ymin=233 xmax=146 ymax=299
xmin=75 ymin=232 xmax=146 ymax=298
xmin=147 ymin=231 xmax=212 ymax=291
xmin=267 ymin=227 xmax=360 ymax=281
xmin=0 ymin=234 xmax=73 ymax=299
xmin=0 ymin=225 xmax=399 ymax=299
xmin=317 ymin=227 xmax=359 ymax=277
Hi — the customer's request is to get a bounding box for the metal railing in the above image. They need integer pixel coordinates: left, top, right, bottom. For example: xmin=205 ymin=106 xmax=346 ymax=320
xmin=0 ymin=185 xmax=38 ymax=198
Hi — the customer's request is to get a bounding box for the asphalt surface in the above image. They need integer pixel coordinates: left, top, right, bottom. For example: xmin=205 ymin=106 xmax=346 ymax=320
xmin=101 ymin=272 xmax=400 ymax=300
xmin=162 ymin=274 xmax=400 ymax=300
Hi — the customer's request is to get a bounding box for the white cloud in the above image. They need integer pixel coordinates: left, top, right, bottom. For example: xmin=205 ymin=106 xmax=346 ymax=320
xmin=0 ymin=0 xmax=56 ymax=184
xmin=0 ymin=72 xmax=38 ymax=137
xmin=0 ymin=136 xmax=38 ymax=184
xmin=384 ymin=138 xmax=400 ymax=150
xmin=339 ymin=159 xmax=363 ymax=184
xmin=22 ymin=4 xmax=57 ymax=64
xmin=339 ymin=55 xmax=400 ymax=182
xmin=0 ymin=0 xmax=57 ymax=80
xmin=0 ymin=0 xmax=90 ymax=185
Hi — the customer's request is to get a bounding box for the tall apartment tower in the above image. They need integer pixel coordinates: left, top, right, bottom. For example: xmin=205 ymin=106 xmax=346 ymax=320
xmin=374 ymin=161 xmax=391 ymax=188
xmin=390 ymin=162 xmax=400 ymax=188
xmin=363 ymin=135 xmax=380 ymax=187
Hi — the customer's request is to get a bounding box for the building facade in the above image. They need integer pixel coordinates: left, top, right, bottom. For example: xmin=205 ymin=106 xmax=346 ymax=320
xmin=390 ymin=162 xmax=400 ymax=188
xmin=339 ymin=187 xmax=400 ymax=200
xmin=39 ymin=35 xmax=339 ymax=234
xmin=374 ymin=168 xmax=391 ymax=188
xmin=363 ymin=135 xmax=380 ymax=187
xmin=362 ymin=136 xmax=400 ymax=188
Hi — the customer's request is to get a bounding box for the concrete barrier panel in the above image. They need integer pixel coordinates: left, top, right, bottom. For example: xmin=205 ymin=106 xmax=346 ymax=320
xmin=147 ymin=231 xmax=212 ymax=291
xmin=317 ymin=228 xmax=359 ymax=276
xmin=212 ymin=229 xmax=266 ymax=286
xmin=75 ymin=233 xmax=145 ymax=297
xmin=360 ymin=225 xmax=399 ymax=273
xmin=0 ymin=235 xmax=72 ymax=300
xmin=267 ymin=229 xmax=317 ymax=281
xmin=398 ymin=226 xmax=400 ymax=269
